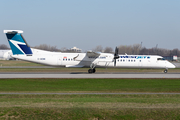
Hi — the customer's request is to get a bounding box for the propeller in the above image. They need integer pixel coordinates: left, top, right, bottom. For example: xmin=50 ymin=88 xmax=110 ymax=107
xmin=114 ymin=47 xmax=119 ymax=66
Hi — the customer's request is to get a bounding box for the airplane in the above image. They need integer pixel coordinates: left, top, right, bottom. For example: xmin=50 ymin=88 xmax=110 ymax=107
xmin=4 ymin=30 xmax=176 ymax=73
xmin=0 ymin=50 xmax=13 ymax=60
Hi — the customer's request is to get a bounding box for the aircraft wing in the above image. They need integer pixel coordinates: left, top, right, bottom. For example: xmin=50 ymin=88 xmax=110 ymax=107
xmin=73 ymin=50 xmax=101 ymax=61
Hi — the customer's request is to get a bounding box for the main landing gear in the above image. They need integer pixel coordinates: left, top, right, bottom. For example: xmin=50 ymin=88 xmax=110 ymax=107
xmin=88 ymin=63 xmax=96 ymax=73
xmin=88 ymin=68 xmax=96 ymax=73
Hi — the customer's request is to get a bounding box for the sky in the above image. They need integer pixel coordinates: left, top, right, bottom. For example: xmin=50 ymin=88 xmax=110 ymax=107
xmin=0 ymin=0 xmax=180 ymax=52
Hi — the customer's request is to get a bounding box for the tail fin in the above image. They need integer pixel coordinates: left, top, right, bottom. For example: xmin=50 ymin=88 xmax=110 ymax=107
xmin=4 ymin=30 xmax=32 ymax=56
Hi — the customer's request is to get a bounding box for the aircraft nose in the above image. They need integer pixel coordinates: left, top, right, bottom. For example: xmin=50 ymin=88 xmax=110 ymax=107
xmin=168 ymin=62 xmax=176 ymax=68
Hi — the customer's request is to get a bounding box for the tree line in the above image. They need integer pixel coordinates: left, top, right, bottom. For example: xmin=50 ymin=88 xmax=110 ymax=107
xmin=0 ymin=44 xmax=180 ymax=57
xmin=87 ymin=44 xmax=180 ymax=57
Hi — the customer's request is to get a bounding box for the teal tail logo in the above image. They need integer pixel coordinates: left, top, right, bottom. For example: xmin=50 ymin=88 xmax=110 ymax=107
xmin=4 ymin=30 xmax=32 ymax=56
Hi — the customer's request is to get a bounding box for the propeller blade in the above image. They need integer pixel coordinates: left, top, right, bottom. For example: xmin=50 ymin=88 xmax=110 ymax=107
xmin=114 ymin=47 xmax=119 ymax=59
xmin=114 ymin=47 xmax=118 ymax=56
xmin=114 ymin=59 xmax=116 ymax=66
xmin=115 ymin=47 xmax=118 ymax=55
xmin=113 ymin=47 xmax=119 ymax=66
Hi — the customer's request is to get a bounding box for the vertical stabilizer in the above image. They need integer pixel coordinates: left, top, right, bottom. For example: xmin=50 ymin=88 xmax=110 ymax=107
xmin=4 ymin=30 xmax=32 ymax=56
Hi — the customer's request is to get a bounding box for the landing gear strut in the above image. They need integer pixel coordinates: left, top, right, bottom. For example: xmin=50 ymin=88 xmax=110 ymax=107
xmin=88 ymin=63 xmax=96 ymax=73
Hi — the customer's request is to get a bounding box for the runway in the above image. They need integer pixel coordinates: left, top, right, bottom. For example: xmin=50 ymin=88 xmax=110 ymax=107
xmin=0 ymin=73 xmax=180 ymax=78
xmin=0 ymin=92 xmax=180 ymax=95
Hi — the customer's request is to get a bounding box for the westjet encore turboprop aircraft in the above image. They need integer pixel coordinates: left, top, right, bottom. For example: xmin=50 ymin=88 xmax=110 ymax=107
xmin=4 ymin=30 xmax=176 ymax=73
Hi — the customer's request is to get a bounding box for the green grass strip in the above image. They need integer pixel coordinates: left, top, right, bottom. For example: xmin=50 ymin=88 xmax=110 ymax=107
xmin=0 ymin=94 xmax=180 ymax=104
xmin=0 ymin=78 xmax=180 ymax=92
xmin=0 ymin=108 xmax=180 ymax=120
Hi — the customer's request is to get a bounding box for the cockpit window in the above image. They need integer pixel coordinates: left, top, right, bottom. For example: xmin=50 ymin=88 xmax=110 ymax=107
xmin=157 ymin=58 xmax=166 ymax=61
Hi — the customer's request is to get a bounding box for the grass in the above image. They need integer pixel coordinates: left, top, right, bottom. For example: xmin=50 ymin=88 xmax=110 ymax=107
xmin=0 ymin=94 xmax=180 ymax=119
xmin=0 ymin=78 xmax=180 ymax=92
xmin=1 ymin=108 xmax=180 ymax=120
xmin=0 ymin=94 xmax=180 ymax=107
xmin=1 ymin=77 xmax=180 ymax=119
xmin=0 ymin=60 xmax=43 ymax=66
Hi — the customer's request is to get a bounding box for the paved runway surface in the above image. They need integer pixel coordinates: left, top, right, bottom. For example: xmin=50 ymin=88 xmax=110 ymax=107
xmin=0 ymin=92 xmax=180 ymax=95
xmin=0 ymin=73 xmax=180 ymax=78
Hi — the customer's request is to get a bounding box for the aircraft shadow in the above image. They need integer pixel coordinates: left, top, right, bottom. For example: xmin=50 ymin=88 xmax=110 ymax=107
xmin=70 ymin=72 xmax=88 ymax=74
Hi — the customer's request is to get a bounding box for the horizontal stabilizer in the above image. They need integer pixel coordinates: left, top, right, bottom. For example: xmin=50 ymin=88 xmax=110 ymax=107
xmin=4 ymin=30 xmax=23 ymax=34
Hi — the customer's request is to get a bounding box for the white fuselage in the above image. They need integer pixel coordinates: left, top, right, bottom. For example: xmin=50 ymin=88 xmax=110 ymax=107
xmin=12 ymin=48 xmax=175 ymax=69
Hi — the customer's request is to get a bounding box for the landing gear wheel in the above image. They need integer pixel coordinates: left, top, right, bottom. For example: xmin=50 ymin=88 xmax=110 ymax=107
xmin=93 ymin=69 xmax=96 ymax=73
xmin=164 ymin=69 xmax=168 ymax=73
xmin=88 ymin=69 xmax=93 ymax=73
xmin=88 ymin=69 xmax=96 ymax=73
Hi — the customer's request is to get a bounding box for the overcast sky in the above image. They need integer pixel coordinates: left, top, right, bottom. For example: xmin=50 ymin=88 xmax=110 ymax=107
xmin=0 ymin=0 xmax=180 ymax=51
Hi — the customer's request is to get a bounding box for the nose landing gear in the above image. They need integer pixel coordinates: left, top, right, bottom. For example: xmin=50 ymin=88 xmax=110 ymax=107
xmin=164 ymin=69 xmax=168 ymax=73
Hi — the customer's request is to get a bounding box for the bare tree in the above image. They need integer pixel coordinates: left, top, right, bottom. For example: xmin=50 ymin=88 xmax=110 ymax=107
xmin=118 ymin=45 xmax=133 ymax=55
xmin=117 ymin=44 xmax=180 ymax=56
xmin=139 ymin=47 xmax=149 ymax=55
xmin=132 ymin=44 xmax=141 ymax=55
xmin=171 ymin=48 xmax=180 ymax=56
xmin=104 ymin=47 xmax=113 ymax=53
xmin=0 ymin=44 xmax=9 ymax=49
xmin=93 ymin=45 xmax=103 ymax=52
xmin=34 ymin=44 xmax=61 ymax=52
xmin=34 ymin=43 xmax=180 ymax=57
xmin=156 ymin=48 xmax=170 ymax=56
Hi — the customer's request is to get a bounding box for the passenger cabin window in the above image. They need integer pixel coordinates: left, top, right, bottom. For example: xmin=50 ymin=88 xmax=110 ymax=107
xmin=157 ymin=58 xmax=166 ymax=61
